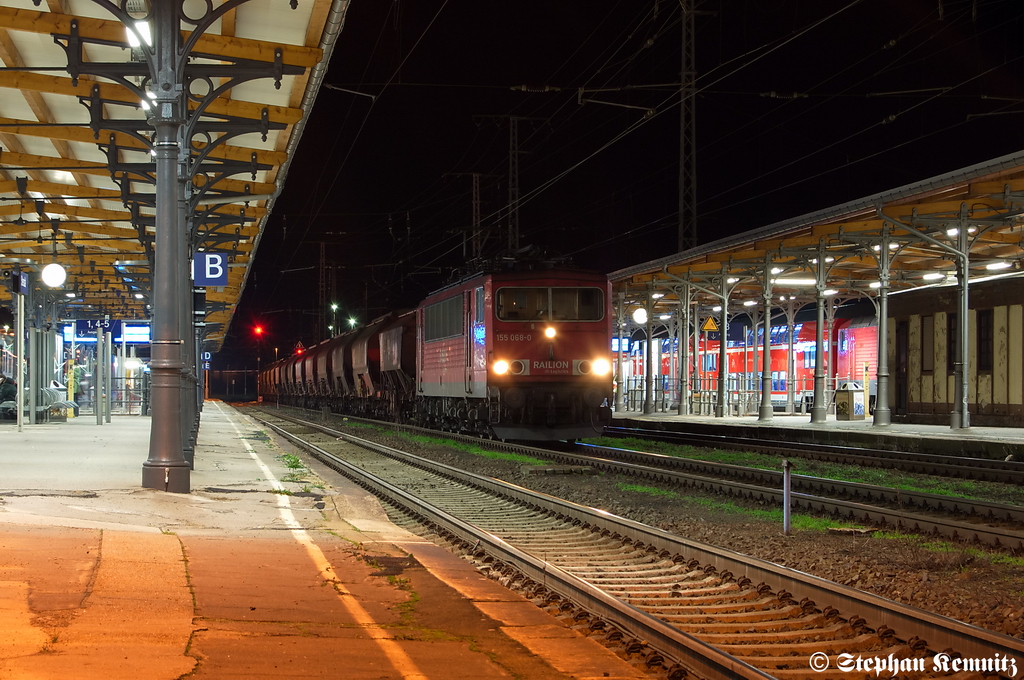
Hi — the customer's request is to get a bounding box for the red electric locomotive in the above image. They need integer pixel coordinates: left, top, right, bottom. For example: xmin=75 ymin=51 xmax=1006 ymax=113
xmin=261 ymin=264 xmax=614 ymax=440
xmin=417 ymin=266 xmax=613 ymax=439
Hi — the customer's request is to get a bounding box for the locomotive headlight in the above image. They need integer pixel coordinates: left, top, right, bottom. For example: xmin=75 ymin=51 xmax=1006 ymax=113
xmin=591 ymin=358 xmax=611 ymax=376
xmin=493 ymin=360 xmax=510 ymax=375
xmin=544 ymin=327 xmax=556 ymax=338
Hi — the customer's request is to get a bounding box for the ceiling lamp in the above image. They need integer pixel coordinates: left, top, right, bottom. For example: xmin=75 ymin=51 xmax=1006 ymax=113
xmin=41 ymin=263 xmax=66 ymax=287
xmin=632 ymin=308 xmax=648 ymax=325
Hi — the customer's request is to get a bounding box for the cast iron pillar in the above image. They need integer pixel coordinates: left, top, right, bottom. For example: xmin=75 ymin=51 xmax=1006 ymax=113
xmin=782 ymin=299 xmax=798 ymax=413
xmin=810 ymin=244 xmax=828 ymax=423
xmin=715 ymin=269 xmax=729 ymax=417
xmin=758 ymin=261 xmax=774 ymax=422
xmin=873 ymin=235 xmax=892 ymax=427
xmin=142 ymin=0 xmax=190 ymax=492
xmin=643 ymin=285 xmax=655 ymax=414
xmin=615 ymin=292 xmax=626 ymax=412
xmin=951 ymin=208 xmax=971 ymax=429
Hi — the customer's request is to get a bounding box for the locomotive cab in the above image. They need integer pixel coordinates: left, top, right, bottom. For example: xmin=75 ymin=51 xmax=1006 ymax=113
xmin=487 ymin=275 xmax=613 ymax=439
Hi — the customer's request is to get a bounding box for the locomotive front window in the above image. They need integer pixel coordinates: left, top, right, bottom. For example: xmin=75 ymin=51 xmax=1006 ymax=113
xmin=496 ymin=287 xmax=604 ymax=321
xmin=496 ymin=287 xmax=545 ymax=320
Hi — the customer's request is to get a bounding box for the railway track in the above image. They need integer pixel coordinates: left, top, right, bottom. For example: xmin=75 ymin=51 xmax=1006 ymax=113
xmin=603 ymin=426 xmax=1024 ymax=485
xmin=258 ymin=406 xmax=1024 ymax=550
xmin=566 ymin=443 xmax=1024 ymax=549
xmin=247 ymin=409 xmax=1024 ymax=680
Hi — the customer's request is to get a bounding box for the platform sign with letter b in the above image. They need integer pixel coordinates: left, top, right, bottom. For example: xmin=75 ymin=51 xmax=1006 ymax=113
xmin=193 ymin=252 xmax=228 ymax=286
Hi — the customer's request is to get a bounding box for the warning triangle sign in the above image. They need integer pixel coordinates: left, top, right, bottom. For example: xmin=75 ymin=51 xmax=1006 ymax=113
xmin=700 ymin=316 xmax=719 ymax=332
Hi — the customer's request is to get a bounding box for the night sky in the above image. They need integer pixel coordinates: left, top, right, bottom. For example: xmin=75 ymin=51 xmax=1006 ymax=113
xmin=220 ymin=0 xmax=1024 ymax=365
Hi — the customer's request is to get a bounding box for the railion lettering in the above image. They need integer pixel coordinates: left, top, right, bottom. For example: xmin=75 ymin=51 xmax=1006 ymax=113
xmin=533 ymin=360 xmax=570 ymax=369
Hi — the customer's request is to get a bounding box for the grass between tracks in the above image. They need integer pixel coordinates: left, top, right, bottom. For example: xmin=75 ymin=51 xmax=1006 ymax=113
xmin=340 ymin=421 xmax=551 ymax=466
xmin=619 ymin=482 xmax=1024 ymax=567
xmin=584 ymin=436 xmax=1024 ymax=506
xmin=871 ymin=530 xmax=1024 ymax=568
xmin=400 ymin=433 xmax=550 ymax=466
xmin=616 ymin=482 xmax=849 ymax=532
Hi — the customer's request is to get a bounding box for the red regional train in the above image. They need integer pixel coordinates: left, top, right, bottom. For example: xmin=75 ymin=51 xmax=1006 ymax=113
xmin=625 ymin=315 xmax=879 ymax=405
xmin=260 ymin=265 xmax=614 ymax=440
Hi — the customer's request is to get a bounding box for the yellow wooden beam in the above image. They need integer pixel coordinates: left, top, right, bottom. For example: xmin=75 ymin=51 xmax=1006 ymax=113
xmin=0 ymin=116 xmax=287 ymax=167
xmin=0 ymin=7 xmax=322 ymax=67
xmin=0 ymin=150 xmax=109 ymax=175
xmin=0 ymin=71 xmax=303 ymax=125
xmin=0 ymin=179 xmax=121 ymax=200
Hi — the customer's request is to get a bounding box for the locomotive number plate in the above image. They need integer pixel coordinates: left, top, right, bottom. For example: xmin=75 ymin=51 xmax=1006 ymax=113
xmin=496 ymin=333 xmax=532 ymax=342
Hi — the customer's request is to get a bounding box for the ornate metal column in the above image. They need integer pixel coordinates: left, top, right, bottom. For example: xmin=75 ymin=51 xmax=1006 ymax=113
xmin=758 ymin=257 xmax=774 ymax=422
xmin=643 ymin=284 xmax=655 ymax=415
xmin=811 ymin=242 xmax=828 ymax=423
xmin=873 ymin=225 xmax=893 ymax=427
xmin=141 ymin=0 xmax=190 ymax=492
xmin=782 ymin=298 xmax=798 ymax=413
xmin=951 ymin=205 xmax=971 ymax=429
xmin=715 ymin=267 xmax=729 ymax=417
xmin=16 ymin=290 xmax=24 ymax=432
xmin=616 ymin=292 xmax=626 ymax=412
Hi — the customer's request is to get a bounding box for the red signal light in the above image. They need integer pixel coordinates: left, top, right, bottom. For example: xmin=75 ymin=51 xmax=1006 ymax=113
xmin=254 ymin=325 xmax=264 ymax=336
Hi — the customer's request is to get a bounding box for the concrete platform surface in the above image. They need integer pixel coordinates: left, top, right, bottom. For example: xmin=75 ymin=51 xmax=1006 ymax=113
xmin=0 ymin=402 xmax=644 ymax=680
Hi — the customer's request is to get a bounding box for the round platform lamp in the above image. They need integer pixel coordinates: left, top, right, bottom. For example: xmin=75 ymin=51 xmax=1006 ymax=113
xmin=41 ymin=262 xmax=67 ymax=288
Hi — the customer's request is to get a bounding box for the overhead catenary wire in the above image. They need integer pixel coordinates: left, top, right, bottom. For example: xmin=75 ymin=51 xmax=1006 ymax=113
xmin=368 ymin=0 xmax=869 ymax=286
xmin=468 ymin=0 xmax=866 ymax=230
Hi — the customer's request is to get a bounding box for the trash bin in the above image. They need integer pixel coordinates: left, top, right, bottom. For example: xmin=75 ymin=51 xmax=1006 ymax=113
xmin=835 ymin=381 xmax=865 ymax=421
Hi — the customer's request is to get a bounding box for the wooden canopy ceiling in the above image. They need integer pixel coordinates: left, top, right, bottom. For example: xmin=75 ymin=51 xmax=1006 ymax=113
xmin=611 ymin=151 xmax=1024 ymax=316
xmin=0 ymin=0 xmax=346 ymax=348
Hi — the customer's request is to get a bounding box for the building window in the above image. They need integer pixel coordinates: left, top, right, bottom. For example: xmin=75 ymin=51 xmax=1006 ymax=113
xmin=947 ymin=312 xmax=958 ymax=372
xmin=922 ymin=316 xmax=934 ymax=372
xmin=977 ymin=309 xmax=993 ymax=372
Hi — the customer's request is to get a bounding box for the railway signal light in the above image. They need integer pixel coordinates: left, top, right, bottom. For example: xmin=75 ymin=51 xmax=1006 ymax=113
xmin=254 ymin=325 xmax=264 ymax=337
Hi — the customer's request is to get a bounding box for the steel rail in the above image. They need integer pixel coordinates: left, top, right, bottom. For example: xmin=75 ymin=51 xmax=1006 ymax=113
xmin=575 ymin=443 xmax=1024 ymax=523
xmin=250 ymin=410 xmax=1024 ymax=670
xmin=253 ymin=414 xmax=776 ymax=680
xmin=532 ymin=445 xmax=1024 ymax=551
xmin=260 ymin=406 xmax=1024 ymax=549
xmin=604 ymin=426 xmax=1024 ymax=484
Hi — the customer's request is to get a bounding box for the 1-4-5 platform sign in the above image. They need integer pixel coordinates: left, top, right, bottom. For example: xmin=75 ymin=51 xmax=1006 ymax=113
xmin=75 ymin=319 xmax=122 ymax=338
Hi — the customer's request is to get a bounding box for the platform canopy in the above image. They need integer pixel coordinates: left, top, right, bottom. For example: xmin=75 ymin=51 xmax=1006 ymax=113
xmin=0 ymin=0 xmax=347 ymax=348
xmin=611 ymin=150 xmax=1024 ymax=315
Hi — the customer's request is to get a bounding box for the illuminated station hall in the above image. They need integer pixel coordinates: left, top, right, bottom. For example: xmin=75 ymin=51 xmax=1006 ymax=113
xmin=610 ymin=150 xmax=1024 ymax=435
xmin=2 ymin=2 xmax=1024 ymax=680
